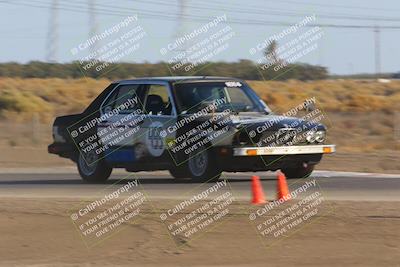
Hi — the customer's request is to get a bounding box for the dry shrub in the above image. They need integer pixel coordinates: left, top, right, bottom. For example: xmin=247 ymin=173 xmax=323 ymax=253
xmin=1 ymin=78 xmax=400 ymax=123
xmin=0 ymin=77 xmax=109 ymax=122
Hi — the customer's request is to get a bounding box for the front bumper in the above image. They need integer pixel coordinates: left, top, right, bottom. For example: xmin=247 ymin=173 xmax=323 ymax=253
xmin=233 ymin=144 xmax=336 ymax=156
xmin=48 ymin=142 xmax=76 ymax=160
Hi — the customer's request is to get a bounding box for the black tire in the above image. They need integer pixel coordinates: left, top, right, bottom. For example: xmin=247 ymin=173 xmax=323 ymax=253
xmin=77 ymin=152 xmax=112 ymax=183
xmin=186 ymin=148 xmax=221 ymax=183
xmin=281 ymin=165 xmax=315 ymax=179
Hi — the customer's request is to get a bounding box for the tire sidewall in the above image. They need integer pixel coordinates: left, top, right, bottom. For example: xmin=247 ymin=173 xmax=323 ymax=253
xmin=282 ymin=165 xmax=315 ymax=179
xmin=77 ymin=152 xmax=112 ymax=183
xmin=187 ymin=148 xmax=221 ymax=182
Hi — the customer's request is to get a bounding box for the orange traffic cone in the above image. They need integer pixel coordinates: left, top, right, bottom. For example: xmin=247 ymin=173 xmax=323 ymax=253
xmin=251 ymin=175 xmax=266 ymax=204
xmin=277 ymin=171 xmax=291 ymax=201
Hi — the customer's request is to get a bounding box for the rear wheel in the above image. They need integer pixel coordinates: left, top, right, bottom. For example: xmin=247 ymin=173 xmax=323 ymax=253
xmin=77 ymin=151 xmax=112 ymax=183
xmin=187 ymin=148 xmax=221 ymax=183
xmin=281 ymin=164 xmax=315 ymax=179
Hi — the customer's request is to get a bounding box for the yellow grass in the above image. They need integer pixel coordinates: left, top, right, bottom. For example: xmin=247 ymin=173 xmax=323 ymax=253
xmin=1 ymin=78 xmax=399 ymax=122
xmin=247 ymin=79 xmax=400 ymax=113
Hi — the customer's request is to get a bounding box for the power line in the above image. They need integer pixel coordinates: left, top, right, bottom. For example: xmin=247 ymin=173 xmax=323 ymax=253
xmin=3 ymin=0 xmax=400 ymax=30
xmin=1 ymin=0 xmax=398 ymax=72
xmin=128 ymin=0 xmax=400 ymax=23
xmin=254 ymin=0 xmax=400 ymax=13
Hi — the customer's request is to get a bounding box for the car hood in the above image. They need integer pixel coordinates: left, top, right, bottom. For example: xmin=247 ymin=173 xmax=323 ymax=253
xmin=229 ymin=113 xmax=325 ymax=131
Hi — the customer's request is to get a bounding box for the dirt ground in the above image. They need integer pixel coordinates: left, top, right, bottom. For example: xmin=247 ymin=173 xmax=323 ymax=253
xmin=0 ymin=198 xmax=399 ymax=267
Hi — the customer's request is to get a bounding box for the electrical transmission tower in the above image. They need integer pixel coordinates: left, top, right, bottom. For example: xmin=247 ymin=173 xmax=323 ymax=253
xmin=46 ymin=0 xmax=59 ymax=62
xmin=174 ymin=0 xmax=189 ymax=53
xmin=374 ymin=25 xmax=381 ymax=76
xmin=88 ymin=0 xmax=99 ymax=57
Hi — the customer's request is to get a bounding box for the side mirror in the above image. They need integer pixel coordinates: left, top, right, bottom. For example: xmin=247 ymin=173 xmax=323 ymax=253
xmin=103 ymin=106 xmax=113 ymax=114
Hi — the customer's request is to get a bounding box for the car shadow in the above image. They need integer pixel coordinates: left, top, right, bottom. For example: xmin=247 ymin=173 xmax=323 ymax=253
xmin=0 ymin=174 xmax=276 ymax=185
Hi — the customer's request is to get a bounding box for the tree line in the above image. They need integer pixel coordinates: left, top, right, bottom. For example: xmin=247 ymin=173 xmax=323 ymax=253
xmin=0 ymin=60 xmax=328 ymax=80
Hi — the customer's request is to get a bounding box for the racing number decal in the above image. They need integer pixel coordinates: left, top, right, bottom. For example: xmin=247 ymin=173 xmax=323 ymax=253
xmin=148 ymin=127 xmax=163 ymax=149
xmin=145 ymin=121 xmax=165 ymax=157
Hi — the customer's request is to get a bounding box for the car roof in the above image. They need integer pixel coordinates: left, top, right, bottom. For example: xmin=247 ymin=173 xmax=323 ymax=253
xmin=114 ymin=76 xmax=243 ymax=84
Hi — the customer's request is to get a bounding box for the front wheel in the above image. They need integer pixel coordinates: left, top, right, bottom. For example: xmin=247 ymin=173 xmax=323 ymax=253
xmin=77 ymin=151 xmax=112 ymax=183
xmin=169 ymin=166 xmax=190 ymax=180
xmin=281 ymin=164 xmax=315 ymax=179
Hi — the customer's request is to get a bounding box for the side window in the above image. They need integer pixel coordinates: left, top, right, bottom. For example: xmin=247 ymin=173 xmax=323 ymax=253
xmin=144 ymin=84 xmax=173 ymax=115
xmin=227 ymin=86 xmax=253 ymax=106
xmin=102 ymin=89 xmax=118 ymax=113
xmin=102 ymin=84 xmax=143 ymax=114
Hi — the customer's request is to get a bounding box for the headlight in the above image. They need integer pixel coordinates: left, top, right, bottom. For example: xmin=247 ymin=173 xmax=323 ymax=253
xmin=306 ymin=130 xmax=326 ymax=143
xmin=315 ymin=131 xmax=326 ymax=143
xmin=305 ymin=131 xmax=316 ymax=143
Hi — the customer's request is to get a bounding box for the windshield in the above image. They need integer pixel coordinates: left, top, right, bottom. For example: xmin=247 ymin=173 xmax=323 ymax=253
xmin=173 ymin=81 xmax=270 ymax=114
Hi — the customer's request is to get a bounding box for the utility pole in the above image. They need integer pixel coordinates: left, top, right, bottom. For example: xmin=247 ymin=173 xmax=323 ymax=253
xmin=174 ymin=0 xmax=188 ymax=53
xmin=374 ymin=25 xmax=381 ymax=77
xmin=88 ymin=0 xmax=99 ymax=57
xmin=46 ymin=0 xmax=59 ymax=62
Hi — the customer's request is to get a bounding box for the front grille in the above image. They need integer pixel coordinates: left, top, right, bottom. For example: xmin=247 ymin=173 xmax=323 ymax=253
xmin=257 ymin=128 xmax=300 ymax=147
xmin=276 ymin=128 xmax=297 ymax=146
xmin=234 ymin=128 xmax=309 ymax=147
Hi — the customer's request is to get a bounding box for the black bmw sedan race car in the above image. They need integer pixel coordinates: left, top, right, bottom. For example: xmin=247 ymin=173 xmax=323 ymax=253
xmin=48 ymin=76 xmax=335 ymax=183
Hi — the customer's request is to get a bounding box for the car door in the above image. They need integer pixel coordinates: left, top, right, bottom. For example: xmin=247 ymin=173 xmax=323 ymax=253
xmin=97 ymin=83 xmax=147 ymax=163
xmin=139 ymin=81 xmax=178 ymax=164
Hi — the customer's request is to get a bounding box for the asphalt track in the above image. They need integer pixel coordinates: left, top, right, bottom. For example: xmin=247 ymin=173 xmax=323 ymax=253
xmin=0 ymin=168 xmax=399 ymax=201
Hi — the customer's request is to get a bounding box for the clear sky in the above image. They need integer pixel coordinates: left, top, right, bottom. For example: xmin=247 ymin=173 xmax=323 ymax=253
xmin=0 ymin=0 xmax=399 ymax=74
